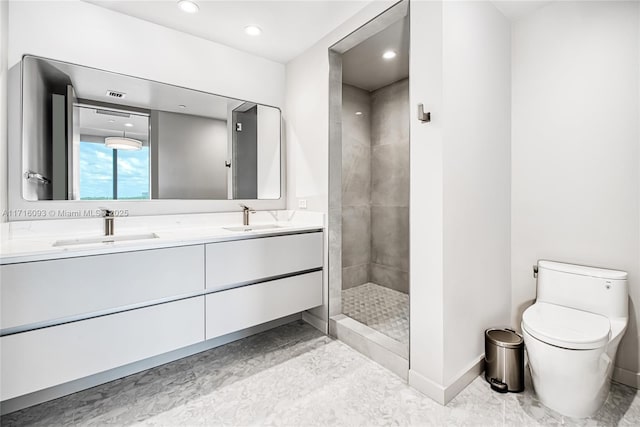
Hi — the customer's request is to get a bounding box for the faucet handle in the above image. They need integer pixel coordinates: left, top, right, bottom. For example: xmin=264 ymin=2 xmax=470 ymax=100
xmin=239 ymin=204 xmax=255 ymax=213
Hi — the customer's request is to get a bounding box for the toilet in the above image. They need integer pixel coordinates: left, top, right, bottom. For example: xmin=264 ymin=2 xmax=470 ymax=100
xmin=521 ymin=260 xmax=628 ymax=418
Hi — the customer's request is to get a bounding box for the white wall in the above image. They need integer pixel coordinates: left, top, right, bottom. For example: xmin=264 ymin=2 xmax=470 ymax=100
xmin=442 ymin=0 xmax=511 ymax=385
xmin=409 ymin=0 xmax=511 ymax=402
xmin=408 ymin=0 xmax=446 ymax=392
xmin=511 ymin=0 xmax=640 ymax=386
xmin=285 ymin=45 xmax=332 ymax=213
xmin=0 ymin=0 xmax=7 ymax=223
xmin=7 ymin=1 xmax=284 ymax=107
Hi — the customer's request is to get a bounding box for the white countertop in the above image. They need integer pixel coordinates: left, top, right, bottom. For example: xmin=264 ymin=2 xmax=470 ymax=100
xmin=0 ymin=211 xmax=324 ymax=265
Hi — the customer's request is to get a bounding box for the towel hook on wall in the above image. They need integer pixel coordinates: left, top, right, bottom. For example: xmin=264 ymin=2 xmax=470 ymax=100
xmin=417 ymin=103 xmax=431 ymax=123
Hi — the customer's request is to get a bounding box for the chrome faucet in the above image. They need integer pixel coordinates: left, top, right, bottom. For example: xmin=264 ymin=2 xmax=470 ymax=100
xmin=100 ymin=208 xmax=115 ymax=236
xmin=239 ymin=204 xmax=256 ymax=226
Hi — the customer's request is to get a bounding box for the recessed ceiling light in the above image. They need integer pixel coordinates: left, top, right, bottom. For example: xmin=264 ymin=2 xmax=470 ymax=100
xmin=382 ymin=50 xmax=397 ymax=60
xmin=178 ymin=0 xmax=199 ymax=14
xmin=108 ymin=119 xmax=115 ymax=123
xmin=124 ymin=123 xmax=134 ymax=127
xmin=178 ymin=104 xmax=186 ymax=109
xmin=355 ymin=111 xmax=363 ymax=116
xmin=245 ymin=26 xmax=262 ymax=36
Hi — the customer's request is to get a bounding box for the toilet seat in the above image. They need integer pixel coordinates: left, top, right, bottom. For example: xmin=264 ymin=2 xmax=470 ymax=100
xmin=522 ymin=302 xmax=610 ymax=350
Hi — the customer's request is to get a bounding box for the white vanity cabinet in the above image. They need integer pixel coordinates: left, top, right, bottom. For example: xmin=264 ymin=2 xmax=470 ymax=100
xmin=0 ymin=245 xmax=206 ymax=402
xmin=206 ymin=271 xmax=322 ymax=339
xmin=205 ymin=232 xmax=323 ymax=291
xmin=0 ymin=229 xmax=324 ymax=405
xmin=0 ymin=245 xmax=205 ymax=332
xmin=204 ymin=232 xmax=323 ymax=340
xmin=1 ymin=297 xmax=204 ymax=401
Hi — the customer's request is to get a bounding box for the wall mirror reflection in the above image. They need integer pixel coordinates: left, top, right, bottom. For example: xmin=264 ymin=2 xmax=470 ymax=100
xmin=21 ymin=55 xmax=281 ymax=202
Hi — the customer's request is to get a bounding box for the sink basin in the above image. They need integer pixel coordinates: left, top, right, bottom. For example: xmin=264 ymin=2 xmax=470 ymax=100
xmin=223 ymin=224 xmax=283 ymax=232
xmin=53 ymin=233 xmax=159 ymax=247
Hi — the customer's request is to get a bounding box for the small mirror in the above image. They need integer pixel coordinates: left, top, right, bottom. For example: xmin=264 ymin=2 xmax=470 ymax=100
xmin=21 ymin=56 xmax=281 ymax=201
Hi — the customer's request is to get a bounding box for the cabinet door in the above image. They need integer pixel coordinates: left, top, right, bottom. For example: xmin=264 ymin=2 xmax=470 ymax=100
xmin=205 ymin=232 xmax=322 ymax=291
xmin=1 ymin=245 xmax=205 ymax=331
xmin=0 ymin=297 xmax=204 ymax=401
xmin=206 ymin=271 xmax=322 ymax=340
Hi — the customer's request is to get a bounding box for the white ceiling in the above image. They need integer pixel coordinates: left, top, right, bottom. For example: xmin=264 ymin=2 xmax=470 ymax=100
xmin=84 ymin=0 xmax=372 ymax=64
xmin=82 ymin=1 xmax=559 ymax=67
xmin=79 ymin=106 xmax=150 ymax=143
xmin=342 ymin=16 xmax=408 ymax=92
xmin=491 ymin=1 xmax=555 ymax=21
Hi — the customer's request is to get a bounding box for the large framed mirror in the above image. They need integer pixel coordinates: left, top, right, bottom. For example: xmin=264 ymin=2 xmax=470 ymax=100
xmin=12 ymin=55 xmax=282 ymax=217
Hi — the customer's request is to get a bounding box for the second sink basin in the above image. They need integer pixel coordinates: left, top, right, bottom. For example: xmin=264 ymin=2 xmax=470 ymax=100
xmin=223 ymin=224 xmax=283 ymax=232
xmin=53 ymin=233 xmax=159 ymax=247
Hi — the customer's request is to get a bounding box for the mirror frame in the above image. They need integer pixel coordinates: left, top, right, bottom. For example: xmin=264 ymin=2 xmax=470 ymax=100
xmin=7 ymin=55 xmax=286 ymax=221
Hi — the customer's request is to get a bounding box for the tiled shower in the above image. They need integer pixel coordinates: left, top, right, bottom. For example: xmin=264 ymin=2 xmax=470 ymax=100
xmin=341 ymin=79 xmax=409 ymax=346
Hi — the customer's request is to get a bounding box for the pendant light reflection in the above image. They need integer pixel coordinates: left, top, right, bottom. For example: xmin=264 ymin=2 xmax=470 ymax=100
xmin=105 ymin=130 xmax=142 ymax=151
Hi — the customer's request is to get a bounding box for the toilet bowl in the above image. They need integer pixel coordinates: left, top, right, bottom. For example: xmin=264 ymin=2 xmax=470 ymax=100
xmin=521 ymin=261 xmax=628 ymax=418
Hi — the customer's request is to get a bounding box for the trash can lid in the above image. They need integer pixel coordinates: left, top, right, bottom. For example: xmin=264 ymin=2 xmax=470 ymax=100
xmin=485 ymin=328 xmax=523 ymax=349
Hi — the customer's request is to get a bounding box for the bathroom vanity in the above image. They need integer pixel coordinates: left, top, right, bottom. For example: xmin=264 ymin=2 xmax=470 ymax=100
xmin=0 ymin=222 xmax=323 ymax=404
xmin=0 ymin=53 xmax=325 ymax=413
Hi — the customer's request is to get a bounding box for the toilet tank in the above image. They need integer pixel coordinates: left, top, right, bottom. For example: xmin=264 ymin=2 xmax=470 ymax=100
xmin=536 ymin=260 xmax=628 ymax=319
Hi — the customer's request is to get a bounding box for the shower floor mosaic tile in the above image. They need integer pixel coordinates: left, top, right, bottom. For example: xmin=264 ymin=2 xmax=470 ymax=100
xmin=342 ymin=282 xmax=409 ymax=345
xmin=2 ymin=321 xmax=639 ymax=426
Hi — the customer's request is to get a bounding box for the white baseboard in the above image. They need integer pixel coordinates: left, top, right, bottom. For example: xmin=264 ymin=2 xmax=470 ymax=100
xmin=613 ymin=366 xmax=640 ymax=389
xmin=444 ymin=356 xmax=484 ymax=403
xmin=302 ymin=310 xmax=328 ymax=334
xmin=408 ymin=370 xmax=447 ymax=405
xmin=409 ymin=355 xmax=484 ymax=405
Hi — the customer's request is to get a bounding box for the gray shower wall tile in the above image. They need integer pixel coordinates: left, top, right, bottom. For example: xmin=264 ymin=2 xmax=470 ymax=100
xmin=371 ymin=79 xmax=409 ymax=147
xmin=371 ymin=206 xmax=409 ymax=272
xmin=341 ymin=80 xmax=409 ymax=297
xmin=342 ymin=263 xmax=370 ymax=290
xmin=371 ymin=143 xmax=409 ymax=208
xmin=341 ymin=83 xmax=372 ymax=295
xmin=342 ymin=134 xmax=368 ymax=172
xmin=342 ymin=84 xmax=371 ymax=144
xmin=342 ymin=84 xmax=371 ymax=208
xmin=371 ymin=263 xmax=409 ymax=294
xmin=342 ymin=206 xmax=371 ymax=268
xmin=343 ymin=143 xmax=371 ymax=207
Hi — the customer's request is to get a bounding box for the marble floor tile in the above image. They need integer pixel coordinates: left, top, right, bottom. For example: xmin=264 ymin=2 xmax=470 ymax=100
xmin=2 ymin=320 xmax=639 ymax=426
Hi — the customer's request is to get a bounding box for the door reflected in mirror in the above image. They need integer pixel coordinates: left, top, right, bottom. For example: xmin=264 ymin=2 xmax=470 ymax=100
xmin=21 ymin=56 xmax=281 ymax=202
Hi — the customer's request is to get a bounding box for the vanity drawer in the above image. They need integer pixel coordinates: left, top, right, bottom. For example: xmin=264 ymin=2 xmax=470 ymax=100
xmin=0 ymin=297 xmax=204 ymax=401
xmin=0 ymin=245 xmax=205 ymax=331
xmin=205 ymin=270 xmax=322 ymax=340
xmin=205 ymin=231 xmax=323 ymax=291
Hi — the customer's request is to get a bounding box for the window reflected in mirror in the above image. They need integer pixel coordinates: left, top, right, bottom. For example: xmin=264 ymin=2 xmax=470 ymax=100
xmin=76 ymin=106 xmax=150 ymax=200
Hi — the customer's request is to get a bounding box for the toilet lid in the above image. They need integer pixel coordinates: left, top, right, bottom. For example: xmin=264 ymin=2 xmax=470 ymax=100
xmin=522 ymin=302 xmax=610 ymax=350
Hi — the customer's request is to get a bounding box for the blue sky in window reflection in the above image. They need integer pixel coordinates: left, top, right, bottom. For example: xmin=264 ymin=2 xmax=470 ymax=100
xmin=79 ymin=141 xmax=150 ymax=200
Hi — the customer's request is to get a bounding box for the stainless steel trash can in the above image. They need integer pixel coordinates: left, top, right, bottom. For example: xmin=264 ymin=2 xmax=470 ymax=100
xmin=484 ymin=328 xmax=524 ymax=393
